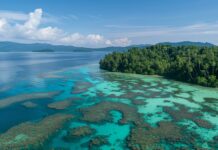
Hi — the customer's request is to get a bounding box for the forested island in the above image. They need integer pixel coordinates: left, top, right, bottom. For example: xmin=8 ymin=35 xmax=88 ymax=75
xmin=100 ymin=45 xmax=218 ymax=87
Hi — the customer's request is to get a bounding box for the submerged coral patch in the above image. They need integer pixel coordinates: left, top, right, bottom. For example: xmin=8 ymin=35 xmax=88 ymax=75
xmin=21 ymin=101 xmax=38 ymax=108
xmin=209 ymin=136 xmax=218 ymax=148
xmin=39 ymin=73 xmax=64 ymax=79
xmin=63 ymin=126 xmax=96 ymax=142
xmin=72 ymin=81 xmax=93 ymax=94
xmin=163 ymin=103 xmax=214 ymax=129
xmin=204 ymin=98 xmax=218 ymax=103
xmin=88 ymin=135 xmax=110 ymax=149
xmin=0 ymin=91 xmax=61 ymax=109
xmin=127 ymin=121 xmax=192 ymax=150
xmin=0 ymin=114 xmax=73 ymax=150
xmin=48 ymin=99 xmax=73 ymax=110
xmin=193 ymin=118 xmax=215 ymax=129
xmin=163 ymin=103 xmax=202 ymax=121
xmin=0 ymin=85 xmax=11 ymax=92
xmin=80 ymin=101 xmax=142 ymax=125
xmin=132 ymin=99 xmax=147 ymax=105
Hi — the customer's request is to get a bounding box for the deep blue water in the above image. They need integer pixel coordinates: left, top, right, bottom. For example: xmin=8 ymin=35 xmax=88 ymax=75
xmin=0 ymin=52 xmax=106 ymax=85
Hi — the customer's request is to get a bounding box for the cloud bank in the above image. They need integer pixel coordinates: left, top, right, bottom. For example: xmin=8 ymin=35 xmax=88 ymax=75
xmin=1 ymin=8 xmax=217 ymax=47
xmin=0 ymin=8 xmax=131 ymax=47
xmin=106 ymin=23 xmax=218 ymax=45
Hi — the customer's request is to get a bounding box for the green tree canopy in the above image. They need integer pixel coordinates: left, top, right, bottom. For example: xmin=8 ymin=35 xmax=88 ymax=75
xmin=100 ymin=45 xmax=218 ymax=87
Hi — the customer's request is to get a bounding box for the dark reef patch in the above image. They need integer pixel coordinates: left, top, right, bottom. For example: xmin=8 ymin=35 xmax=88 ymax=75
xmin=79 ymin=101 xmax=143 ymax=125
xmin=163 ymin=103 xmax=214 ymax=129
xmin=132 ymin=99 xmax=147 ymax=105
xmin=48 ymin=99 xmax=73 ymax=110
xmin=0 ymin=91 xmax=61 ymax=109
xmin=126 ymin=121 xmax=208 ymax=150
xmin=72 ymin=81 xmax=93 ymax=94
xmin=88 ymin=135 xmax=110 ymax=149
xmin=204 ymin=98 xmax=218 ymax=103
xmin=163 ymin=103 xmax=202 ymax=121
xmin=0 ymin=114 xmax=73 ymax=150
xmin=193 ymin=118 xmax=214 ymax=129
xmin=127 ymin=121 xmax=184 ymax=150
xmin=21 ymin=101 xmax=38 ymax=108
xmin=63 ymin=126 xmax=96 ymax=142
xmin=208 ymin=136 xmax=218 ymax=149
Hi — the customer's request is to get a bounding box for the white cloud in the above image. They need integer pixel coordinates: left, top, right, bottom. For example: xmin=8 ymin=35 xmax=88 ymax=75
xmin=113 ymin=38 xmax=131 ymax=46
xmin=105 ymin=40 xmax=112 ymax=45
xmin=36 ymin=27 xmax=62 ymax=41
xmin=59 ymin=33 xmax=104 ymax=46
xmin=24 ymin=8 xmax=42 ymax=30
xmin=1 ymin=8 xmax=218 ymax=46
xmin=87 ymin=34 xmax=104 ymax=43
xmin=60 ymin=33 xmax=84 ymax=44
xmin=0 ymin=9 xmax=57 ymax=24
xmin=106 ymin=23 xmax=218 ymax=44
xmin=0 ymin=18 xmax=7 ymax=31
xmin=0 ymin=10 xmax=28 ymax=21
xmin=0 ymin=8 xmax=131 ymax=47
xmin=59 ymin=33 xmax=131 ymax=47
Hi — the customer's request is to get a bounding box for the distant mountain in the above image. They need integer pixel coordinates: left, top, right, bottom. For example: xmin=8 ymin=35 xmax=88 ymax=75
xmin=158 ymin=41 xmax=215 ymax=47
xmin=0 ymin=42 xmax=97 ymax=52
xmin=0 ymin=41 xmax=215 ymax=52
xmin=32 ymin=49 xmax=55 ymax=52
xmin=0 ymin=41 xmax=134 ymax=52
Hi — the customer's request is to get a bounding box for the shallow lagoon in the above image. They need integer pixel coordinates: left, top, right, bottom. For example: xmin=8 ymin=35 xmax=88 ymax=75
xmin=0 ymin=52 xmax=217 ymax=149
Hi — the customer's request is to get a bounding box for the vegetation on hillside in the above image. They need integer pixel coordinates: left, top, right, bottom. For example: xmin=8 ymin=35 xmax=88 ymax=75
xmin=100 ymin=45 xmax=218 ymax=87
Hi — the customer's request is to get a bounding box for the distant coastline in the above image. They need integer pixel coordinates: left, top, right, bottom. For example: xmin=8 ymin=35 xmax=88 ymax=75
xmin=32 ymin=49 xmax=55 ymax=52
xmin=0 ymin=41 xmax=215 ymax=52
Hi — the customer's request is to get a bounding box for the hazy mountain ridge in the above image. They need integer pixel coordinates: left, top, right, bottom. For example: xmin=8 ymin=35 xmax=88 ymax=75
xmin=0 ymin=41 xmax=215 ymax=52
xmin=158 ymin=41 xmax=215 ymax=47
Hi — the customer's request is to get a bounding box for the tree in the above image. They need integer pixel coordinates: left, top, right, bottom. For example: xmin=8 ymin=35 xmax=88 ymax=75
xmin=99 ymin=45 xmax=218 ymax=87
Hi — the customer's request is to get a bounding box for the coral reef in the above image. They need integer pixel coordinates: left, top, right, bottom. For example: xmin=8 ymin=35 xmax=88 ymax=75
xmin=88 ymin=135 xmax=109 ymax=149
xmin=127 ymin=121 xmax=188 ymax=150
xmin=163 ymin=103 xmax=202 ymax=121
xmin=204 ymin=98 xmax=218 ymax=103
xmin=72 ymin=81 xmax=92 ymax=94
xmin=0 ymin=91 xmax=61 ymax=109
xmin=132 ymin=99 xmax=147 ymax=105
xmin=163 ymin=103 xmax=214 ymax=129
xmin=0 ymin=85 xmax=11 ymax=92
xmin=48 ymin=99 xmax=73 ymax=110
xmin=63 ymin=126 xmax=95 ymax=142
xmin=39 ymin=73 xmax=63 ymax=79
xmin=208 ymin=136 xmax=218 ymax=149
xmin=0 ymin=113 xmax=73 ymax=150
xmin=21 ymin=101 xmax=38 ymax=108
xmin=193 ymin=118 xmax=214 ymax=129
xmin=80 ymin=101 xmax=143 ymax=125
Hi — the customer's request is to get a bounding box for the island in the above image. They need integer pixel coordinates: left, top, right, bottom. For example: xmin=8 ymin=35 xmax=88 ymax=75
xmin=100 ymin=45 xmax=218 ymax=87
xmin=32 ymin=49 xmax=55 ymax=52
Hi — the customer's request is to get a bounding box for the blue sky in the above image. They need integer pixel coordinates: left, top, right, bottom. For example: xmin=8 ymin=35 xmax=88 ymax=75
xmin=0 ymin=0 xmax=218 ymax=47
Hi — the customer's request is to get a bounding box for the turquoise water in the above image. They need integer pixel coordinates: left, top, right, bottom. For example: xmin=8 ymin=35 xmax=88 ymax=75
xmin=0 ymin=52 xmax=217 ymax=149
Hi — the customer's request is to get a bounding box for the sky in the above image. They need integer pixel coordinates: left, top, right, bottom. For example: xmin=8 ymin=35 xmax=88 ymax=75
xmin=0 ymin=0 xmax=218 ymax=47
